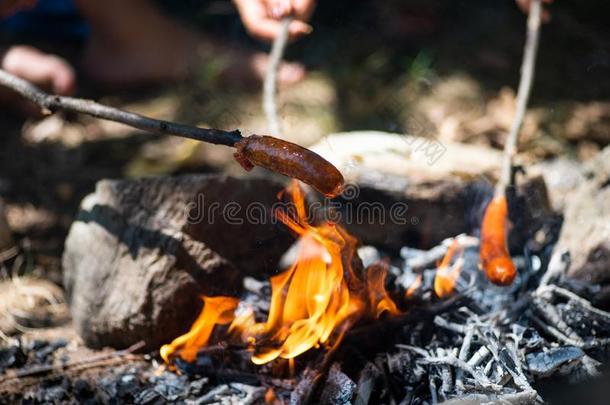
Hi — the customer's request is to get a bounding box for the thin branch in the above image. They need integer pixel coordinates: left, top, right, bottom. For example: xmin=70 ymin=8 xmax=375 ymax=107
xmin=0 ymin=69 xmax=242 ymax=147
xmin=0 ymin=340 xmax=146 ymax=382
xmin=263 ymin=17 xmax=292 ymax=136
xmin=498 ymin=0 xmax=542 ymax=194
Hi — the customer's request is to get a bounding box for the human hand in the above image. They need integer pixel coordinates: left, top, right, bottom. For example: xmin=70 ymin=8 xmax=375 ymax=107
xmin=234 ymin=0 xmax=316 ymax=42
xmin=0 ymin=0 xmax=36 ymax=18
xmin=515 ymin=0 xmax=554 ymax=23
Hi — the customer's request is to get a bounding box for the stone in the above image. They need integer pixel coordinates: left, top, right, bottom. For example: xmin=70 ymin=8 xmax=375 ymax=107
xmin=309 ymin=131 xmax=553 ymax=250
xmin=63 ymin=174 xmax=291 ymax=350
xmin=529 ymin=158 xmax=585 ymax=212
xmin=563 ymin=146 xmax=610 ymax=286
xmin=310 ymin=131 xmax=502 ymax=184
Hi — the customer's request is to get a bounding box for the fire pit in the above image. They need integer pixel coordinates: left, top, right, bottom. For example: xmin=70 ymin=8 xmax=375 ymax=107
xmin=145 ymin=178 xmax=608 ymax=404
xmin=2 ymin=143 xmax=607 ymax=404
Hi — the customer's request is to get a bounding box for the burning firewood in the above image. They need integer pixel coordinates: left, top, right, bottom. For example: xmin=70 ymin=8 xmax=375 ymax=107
xmin=160 ymin=181 xmax=401 ymax=367
xmin=434 ymin=240 xmax=464 ymax=298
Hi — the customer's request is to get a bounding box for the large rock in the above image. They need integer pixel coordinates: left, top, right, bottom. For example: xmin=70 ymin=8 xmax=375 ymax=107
xmin=63 ymin=174 xmax=291 ymax=350
xmin=310 ymin=131 xmax=502 ymax=184
xmin=563 ymin=147 xmax=610 ymax=285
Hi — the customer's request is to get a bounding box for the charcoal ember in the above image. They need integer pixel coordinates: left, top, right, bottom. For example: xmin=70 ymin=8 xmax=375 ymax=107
xmin=387 ymin=351 xmax=422 ymax=384
xmin=99 ymin=373 xmax=143 ymax=403
xmin=187 ymin=377 xmax=209 ymax=396
xmin=117 ymin=374 xmax=141 ymax=399
xmin=353 ymin=363 xmax=380 ymax=405
xmin=63 ymin=174 xmax=291 ymax=350
xmin=441 ymin=391 xmax=539 ymax=404
xmin=34 ymin=339 xmax=67 ymax=363
xmin=0 ymin=342 xmax=27 ymax=371
xmin=319 ymin=363 xmax=356 ymax=405
xmin=39 ymin=385 xmax=69 ymax=402
xmin=561 ymin=146 xmax=610 ymax=301
xmin=73 ymin=379 xmax=94 ymax=401
xmin=175 ymin=354 xmax=215 ymax=376
xmin=134 ymin=389 xmax=164 ymax=405
xmin=135 ymin=372 xmax=190 ymax=405
xmin=513 ymin=326 xmax=543 ymax=351
xmin=526 ymin=346 xmax=585 ymax=377
xmin=33 ymin=376 xmax=72 ymax=403
xmin=148 ymin=371 xmax=188 ymax=401
xmin=194 ymin=383 xmax=264 ymax=404
xmin=290 ymin=368 xmax=320 ymax=404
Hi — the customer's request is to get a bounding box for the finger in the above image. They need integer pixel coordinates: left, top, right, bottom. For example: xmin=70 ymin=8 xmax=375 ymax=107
xmin=266 ymin=0 xmax=292 ymax=19
xmin=46 ymin=56 xmax=76 ymax=96
xmin=287 ymin=20 xmax=313 ymax=40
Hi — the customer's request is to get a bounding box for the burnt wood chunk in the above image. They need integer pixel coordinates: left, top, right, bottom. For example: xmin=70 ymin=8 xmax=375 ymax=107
xmin=63 ymin=174 xmax=290 ymax=350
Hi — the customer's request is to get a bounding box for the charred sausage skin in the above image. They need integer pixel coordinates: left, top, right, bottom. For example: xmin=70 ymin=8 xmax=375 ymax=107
xmin=234 ymin=135 xmax=344 ymax=198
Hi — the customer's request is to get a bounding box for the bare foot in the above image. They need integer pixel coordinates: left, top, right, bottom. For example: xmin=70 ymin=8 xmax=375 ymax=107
xmin=0 ymin=45 xmax=76 ymax=115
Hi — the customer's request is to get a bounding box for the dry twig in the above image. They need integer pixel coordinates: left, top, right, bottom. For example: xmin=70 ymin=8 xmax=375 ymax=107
xmin=498 ymin=0 xmax=542 ymax=194
xmin=263 ymin=17 xmax=292 ymax=136
xmin=0 ymin=340 xmax=145 ymax=382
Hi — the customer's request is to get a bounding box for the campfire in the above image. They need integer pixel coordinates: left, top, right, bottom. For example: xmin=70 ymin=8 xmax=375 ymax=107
xmin=145 ymin=177 xmax=610 ymax=404
xmin=161 ymin=181 xmax=403 ymax=367
xmin=2 ymin=1 xmax=609 ymax=403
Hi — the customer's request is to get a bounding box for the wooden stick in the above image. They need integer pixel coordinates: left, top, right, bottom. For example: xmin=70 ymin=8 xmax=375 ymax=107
xmin=263 ymin=17 xmax=292 ymax=136
xmin=0 ymin=340 xmax=146 ymax=382
xmin=0 ymin=69 xmax=242 ymax=147
xmin=497 ymin=0 xmax=542 ymax=195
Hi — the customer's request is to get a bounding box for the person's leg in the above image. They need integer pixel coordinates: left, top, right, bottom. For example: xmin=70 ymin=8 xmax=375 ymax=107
xmin=75 ymin=0 xmax=305 ymax=86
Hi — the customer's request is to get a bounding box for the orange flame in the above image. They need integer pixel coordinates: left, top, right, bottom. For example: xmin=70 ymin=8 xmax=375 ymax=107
xmin=405 ymin=274 xmax=422 ymax=298
xmin=161 ymin=181 xmax=400 ymax=366
xmin=160 ymin=296 xmax=238 ymax=363
xmin=433 ymin=241 xmax=464 ymax=298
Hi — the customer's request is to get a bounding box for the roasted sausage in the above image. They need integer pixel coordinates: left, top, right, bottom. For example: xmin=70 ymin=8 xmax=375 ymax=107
xmin=234 ymin=135 xmax=344 ymax=198
xmin=479 ymin=194 xmax=517 ymax=286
